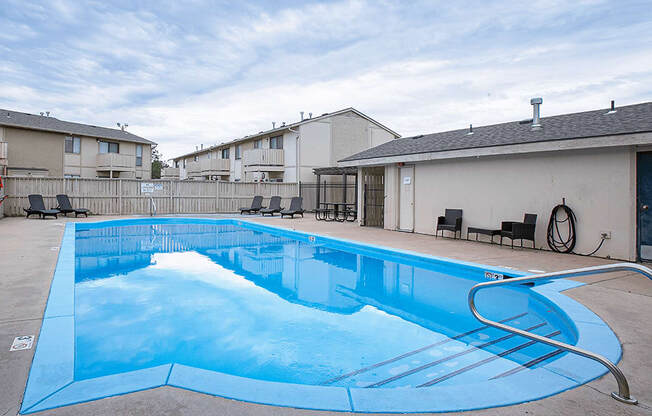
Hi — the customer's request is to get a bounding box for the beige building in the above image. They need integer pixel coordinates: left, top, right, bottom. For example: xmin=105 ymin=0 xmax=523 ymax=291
xmin=340 ymin=100 xmax=652 ymax=262
xmin=168 ymin=108 xmax=399 ymax=183
xmin=0 ymin=109 xmax=155 ymax=179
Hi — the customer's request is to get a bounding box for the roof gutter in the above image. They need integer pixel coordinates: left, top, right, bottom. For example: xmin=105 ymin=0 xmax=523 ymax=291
xmin=288 ymin=126 xmax=300 ymax=185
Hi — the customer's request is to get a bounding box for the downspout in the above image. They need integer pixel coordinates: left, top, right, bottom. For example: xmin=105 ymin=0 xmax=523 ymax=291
xmin=288 ymin=126 xmax=300 ymax=185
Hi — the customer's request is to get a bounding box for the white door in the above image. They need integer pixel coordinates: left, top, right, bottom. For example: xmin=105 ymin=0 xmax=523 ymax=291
xmin=399 ymin=166 xmax=414 ymax=231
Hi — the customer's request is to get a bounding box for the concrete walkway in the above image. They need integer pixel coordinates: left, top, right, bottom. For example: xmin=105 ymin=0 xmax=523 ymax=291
xmin=0 ymin=215 xmax=650 ymax=416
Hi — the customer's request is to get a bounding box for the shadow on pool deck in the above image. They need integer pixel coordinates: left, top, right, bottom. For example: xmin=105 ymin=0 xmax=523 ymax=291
xmin=0 ymin=214 xmax=650 ymax=416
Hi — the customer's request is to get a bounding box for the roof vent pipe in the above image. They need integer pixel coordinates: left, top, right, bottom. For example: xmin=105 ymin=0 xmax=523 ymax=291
xmin=607 ymin=100 xmax=617 ymax=114
xmin=272 ymin=122 xmax=276 ymax=129
xmin=309 ymin=112 xmax=312 ymax=119
xmin=467 ymin=124 xmax=474 ymax=135
xmin=281 ymin=122 xmax=286 ymax=127
xmin=40 ymin=112 xmax=44 ymax=116
xmin=46 ymin=111 xmax=50 ymax=117
xmin=300 ymin=111 xmax=304 ymax=121
xmin=530 ymin=97 xmax=543 ymax=129
xmin=200 ymin=144 xmax=203 ymax=150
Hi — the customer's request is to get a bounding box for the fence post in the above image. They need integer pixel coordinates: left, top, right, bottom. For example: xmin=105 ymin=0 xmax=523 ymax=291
xmin=118 ymin=179 xmax=122 ymax=215
xmin=170 ymin=180 xmax=173 ymax=214
xmin=215 ymin=180 xmax=219 ymax=213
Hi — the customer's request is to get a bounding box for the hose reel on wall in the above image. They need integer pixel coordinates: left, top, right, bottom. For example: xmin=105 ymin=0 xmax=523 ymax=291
xmin=547 ymin=198 xmax=606 ymax=256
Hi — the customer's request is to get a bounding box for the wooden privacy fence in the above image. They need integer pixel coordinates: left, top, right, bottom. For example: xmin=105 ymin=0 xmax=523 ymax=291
xmin=1 ymin=177 xmax=298 ymax=216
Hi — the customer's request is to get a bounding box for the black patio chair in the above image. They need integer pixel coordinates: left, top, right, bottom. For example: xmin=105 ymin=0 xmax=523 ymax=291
xmin=240 ymin=195 xmax=264 ymax=215
xmin=56 ymin=194 xmax=89 ymax=217
xmin=436 ymin=209 xmax=463 ymax=238
xmin=260 ymin=196 xmax=283 ymax=216
xmin=24 ymin=194 xmax=60 ymax=219
xmin=280 ymin=197 xmax=304 ymax=218
xmin=500 ymin=213 xmax=538 ymax=248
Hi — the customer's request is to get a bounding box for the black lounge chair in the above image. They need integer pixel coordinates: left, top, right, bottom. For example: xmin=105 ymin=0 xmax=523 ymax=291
xmin=280 ymin=197 xmax=304 ymax=218
xmin=436 ymin=209 xmax=463 ymax=238
xmin=24 ymin=194 xmax=60 ymax=219
xmin=56 ymin=194 xmax=89 ymax=217
xmin=240 ymin=195 xmax=264 ymax=215
xmin=260 ymin=196 xmax=283 ymax=216
xmin=500 ymin=213 xmax=537 ymax=248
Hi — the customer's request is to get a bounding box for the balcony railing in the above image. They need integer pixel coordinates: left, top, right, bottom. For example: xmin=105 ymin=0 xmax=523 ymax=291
xmin=243 ymin=149 xmax=284 ymax=169
xmin=200 ymin=158 xmax=230 ymax=174
xmin=0 ymin=141 xmax=7 ymax=166
xmin=161 ymin=167 xmax=180 ymax=178
xmin=96 ymin=153 xmax=134 ymax=171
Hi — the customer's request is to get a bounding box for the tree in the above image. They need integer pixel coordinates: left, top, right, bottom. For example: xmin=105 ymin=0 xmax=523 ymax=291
xmin=151 ymin=147 xmax=168 ymax=179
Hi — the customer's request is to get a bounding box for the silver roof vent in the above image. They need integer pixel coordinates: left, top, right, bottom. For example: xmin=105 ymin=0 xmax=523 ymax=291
xmin=309 ymin=112 xmax=313 ymax=119
xmin=530 ymin=97 xmax=543 ymax=130
xmin=300 ymin=111 xmax=304 ymax=121
xmin=272 ymin=122 xmax=276 ymax=129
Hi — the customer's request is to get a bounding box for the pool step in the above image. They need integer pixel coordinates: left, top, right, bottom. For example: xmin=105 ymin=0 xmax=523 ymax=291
xmin=490 ymin=348 xmax=564 ymax=379
xmin=324 ymin=313 xmax=559 ymax=388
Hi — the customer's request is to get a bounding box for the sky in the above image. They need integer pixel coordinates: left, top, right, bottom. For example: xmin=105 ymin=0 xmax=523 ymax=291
xmin=1 ymin=0 xmax=652 ymax=160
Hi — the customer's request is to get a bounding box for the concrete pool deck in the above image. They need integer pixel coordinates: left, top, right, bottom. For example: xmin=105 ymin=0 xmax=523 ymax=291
xmin=1 ymin=214 xmax=651 ymax=415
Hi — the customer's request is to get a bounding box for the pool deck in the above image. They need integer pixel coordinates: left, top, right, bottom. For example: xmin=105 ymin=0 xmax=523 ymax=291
xmin=1 ymin=214 xmax=651 ymax=416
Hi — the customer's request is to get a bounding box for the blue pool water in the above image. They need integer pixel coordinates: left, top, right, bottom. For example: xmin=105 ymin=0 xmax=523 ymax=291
xmin=21 ymin=219 xmax=622 ymax=413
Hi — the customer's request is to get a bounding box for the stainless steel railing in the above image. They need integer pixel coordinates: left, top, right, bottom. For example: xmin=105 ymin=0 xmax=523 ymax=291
xmin=150 ymin=197 xmax=157 ymax=216
xmin=468 ymin=262 xmax=652 ymax=405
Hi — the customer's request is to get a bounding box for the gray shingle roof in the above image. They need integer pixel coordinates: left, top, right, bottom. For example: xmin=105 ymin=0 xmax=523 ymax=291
xmin=0 ymin=108 xmax=155 ymax=145
xmin=340 ymin=102 xmax=652 ymax=162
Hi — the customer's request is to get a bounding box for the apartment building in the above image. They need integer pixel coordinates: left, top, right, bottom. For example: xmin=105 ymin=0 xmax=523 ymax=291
xmin=168 ymin=108 xmax=399 ymax=183
xmin=0 ymin=109 xmax=155 ymax=179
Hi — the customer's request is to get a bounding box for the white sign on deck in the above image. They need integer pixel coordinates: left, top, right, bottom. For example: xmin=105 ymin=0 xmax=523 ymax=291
xmin=10 ymin=335 xmax=34 ymax=351
xmin=141 ymin=183 xmax=163 ymax=193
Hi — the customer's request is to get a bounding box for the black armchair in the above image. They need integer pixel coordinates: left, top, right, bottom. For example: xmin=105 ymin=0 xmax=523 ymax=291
xmin=500 ymin=213 xmax=537 ymax=248
xmin=436 ymin=209 xmax=463 ymax=239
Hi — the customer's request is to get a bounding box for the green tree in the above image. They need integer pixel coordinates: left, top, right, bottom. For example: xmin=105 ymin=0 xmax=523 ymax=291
xmin=151 ymin=147 xmax=168 ymax=179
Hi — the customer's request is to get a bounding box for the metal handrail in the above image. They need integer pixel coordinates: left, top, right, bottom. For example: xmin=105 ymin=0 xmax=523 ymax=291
xmin=468 ymin=262 xmax=652 ymax=405
xmin=150 ymin=197 xmax=157 ymax=216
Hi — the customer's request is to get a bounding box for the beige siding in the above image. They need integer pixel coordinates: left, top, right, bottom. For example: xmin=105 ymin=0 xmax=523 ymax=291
xmin=403 ymin=148 xmax=636 ymax=260
xmin=4 ymin=127 xmax=64 ymax=176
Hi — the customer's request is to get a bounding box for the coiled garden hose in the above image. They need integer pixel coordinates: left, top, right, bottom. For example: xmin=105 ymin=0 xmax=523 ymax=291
xmin=547 ymin=202 xmax=605 ymax=256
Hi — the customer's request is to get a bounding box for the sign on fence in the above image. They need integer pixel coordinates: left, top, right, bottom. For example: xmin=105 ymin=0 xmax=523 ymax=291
xmin=140 ymin=182 xmax=163 ymax=193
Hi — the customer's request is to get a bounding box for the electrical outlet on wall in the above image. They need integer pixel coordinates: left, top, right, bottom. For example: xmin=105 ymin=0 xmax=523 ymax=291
xmin=600 ymin=231 xmax=612 ymax=239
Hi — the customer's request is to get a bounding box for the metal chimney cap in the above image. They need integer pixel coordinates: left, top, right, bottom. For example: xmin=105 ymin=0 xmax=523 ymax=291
xmin=530 ymin=97 xmax=543 ymax=105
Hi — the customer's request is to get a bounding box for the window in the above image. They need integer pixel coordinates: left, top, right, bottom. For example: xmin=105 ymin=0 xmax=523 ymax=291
xmin=64 ymin=174 xmax=80 ymax=178
xmin=65 ymin=136 xmax=80 ymax=154
xmin=99 ymin=141 xmax=119 ymax=153
xmin=221 ymin=148 xmax=230 ymax=159
xmin=253 ymin=139 xmax=261 ymax=149
xmin=136 ymin=145 xmax=143 ymax=166
xmin=194 ymin=155 xmax=198 ymax=162
xmin=183 ymin=159 xmax=186 ymax=168
xmin=270 ymin=136 xmax=283 ymax=149
xmin=235 ymin=145 xmax=241 ymax=159
xmin=175 ymin=161 xmax=179 ymax=168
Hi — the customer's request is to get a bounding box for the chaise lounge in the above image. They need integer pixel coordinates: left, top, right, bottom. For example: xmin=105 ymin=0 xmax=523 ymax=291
xmin=24 ymin=194 xmax=60 ymax=219
xmin=240 ymin=195 xmax=264 ymax=215
xmin=280 ymin=197 xmax=304 ymax=218
xmin=260 ymin=196 xmax=283 ymax=216
xmin=436 ymin=209 xmax=463 ymax=238
xmin=56 ymin=194 xmax=90 ymax=217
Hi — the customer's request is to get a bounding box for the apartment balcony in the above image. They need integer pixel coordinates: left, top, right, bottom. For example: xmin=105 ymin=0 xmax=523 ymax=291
xmin=161 ymin=167 xmax=180 ymax=179
xmin=199 ymin=158 xmax=230 ymax=175
xmin=96 ymin=153 xmax=134 ymax=171
xmin=186 ymin=161 xmax=202 ymax=178
xmin=243 ymin=149 xmax=284 ymax=172
xmin=0 ymin=142 xmax=7 ymax=166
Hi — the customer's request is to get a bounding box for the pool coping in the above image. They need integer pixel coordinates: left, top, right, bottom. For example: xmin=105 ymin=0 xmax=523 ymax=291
xmin=20 ymin=218 xmax=622 ymax=414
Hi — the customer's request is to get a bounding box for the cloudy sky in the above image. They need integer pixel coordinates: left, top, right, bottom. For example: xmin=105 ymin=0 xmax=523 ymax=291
xmin=1 ymin=0 xmax=651 ymax=159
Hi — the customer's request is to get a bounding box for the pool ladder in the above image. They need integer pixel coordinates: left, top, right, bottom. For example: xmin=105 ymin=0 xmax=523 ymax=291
xmin=468 ymin=262 xmax=652 ymax=405
xmin=150 ymin=196 xmax=157 ymax=216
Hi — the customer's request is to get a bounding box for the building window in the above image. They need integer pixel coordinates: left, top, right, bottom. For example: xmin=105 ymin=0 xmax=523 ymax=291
xmin=235 ymin=145 xmax=241 ymax=159
xmin=99 ymin=141 xmax=119 ymax=153
xmin=65 ymin=136 xmax=80 ymax=154
xmin=183 ymin=159 xmax=186 ymax=168
xmin=221 ymin=148 xmax=230 ymax=159
xmin=175 ymin=161 xmax=179 ymax=168
xmin=254 ymin=139 xmax=261 ymax=149
xmin=270 ymin=136 xmax=283 ymax=149
xmin=194 ymin=155 xmax=198 ymax=162
xmin=136 ymin=145 xmax=143 ymax=167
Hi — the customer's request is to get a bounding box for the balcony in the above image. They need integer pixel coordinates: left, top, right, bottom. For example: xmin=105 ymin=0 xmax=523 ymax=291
xmin=96 ymin=153 xmax=134 ymax=171
xmin=0 ymin=141 xmax=7 ymax=166
xmin=243 ymin=149 xmax=284 ymax=172
xmin=200 ymin=158 xmax=230 ymax=175
xmin=161 ymin=167 xmax=180 ymax=178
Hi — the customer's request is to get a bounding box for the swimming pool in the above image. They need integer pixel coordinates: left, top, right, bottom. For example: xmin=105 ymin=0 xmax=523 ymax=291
xmin=21 ymin=218 xmax=620 ymax=413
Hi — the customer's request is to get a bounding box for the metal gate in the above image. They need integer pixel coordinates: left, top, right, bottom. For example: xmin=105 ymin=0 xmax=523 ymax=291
xmin=362 ymin=170 xmax=384 ymax=227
